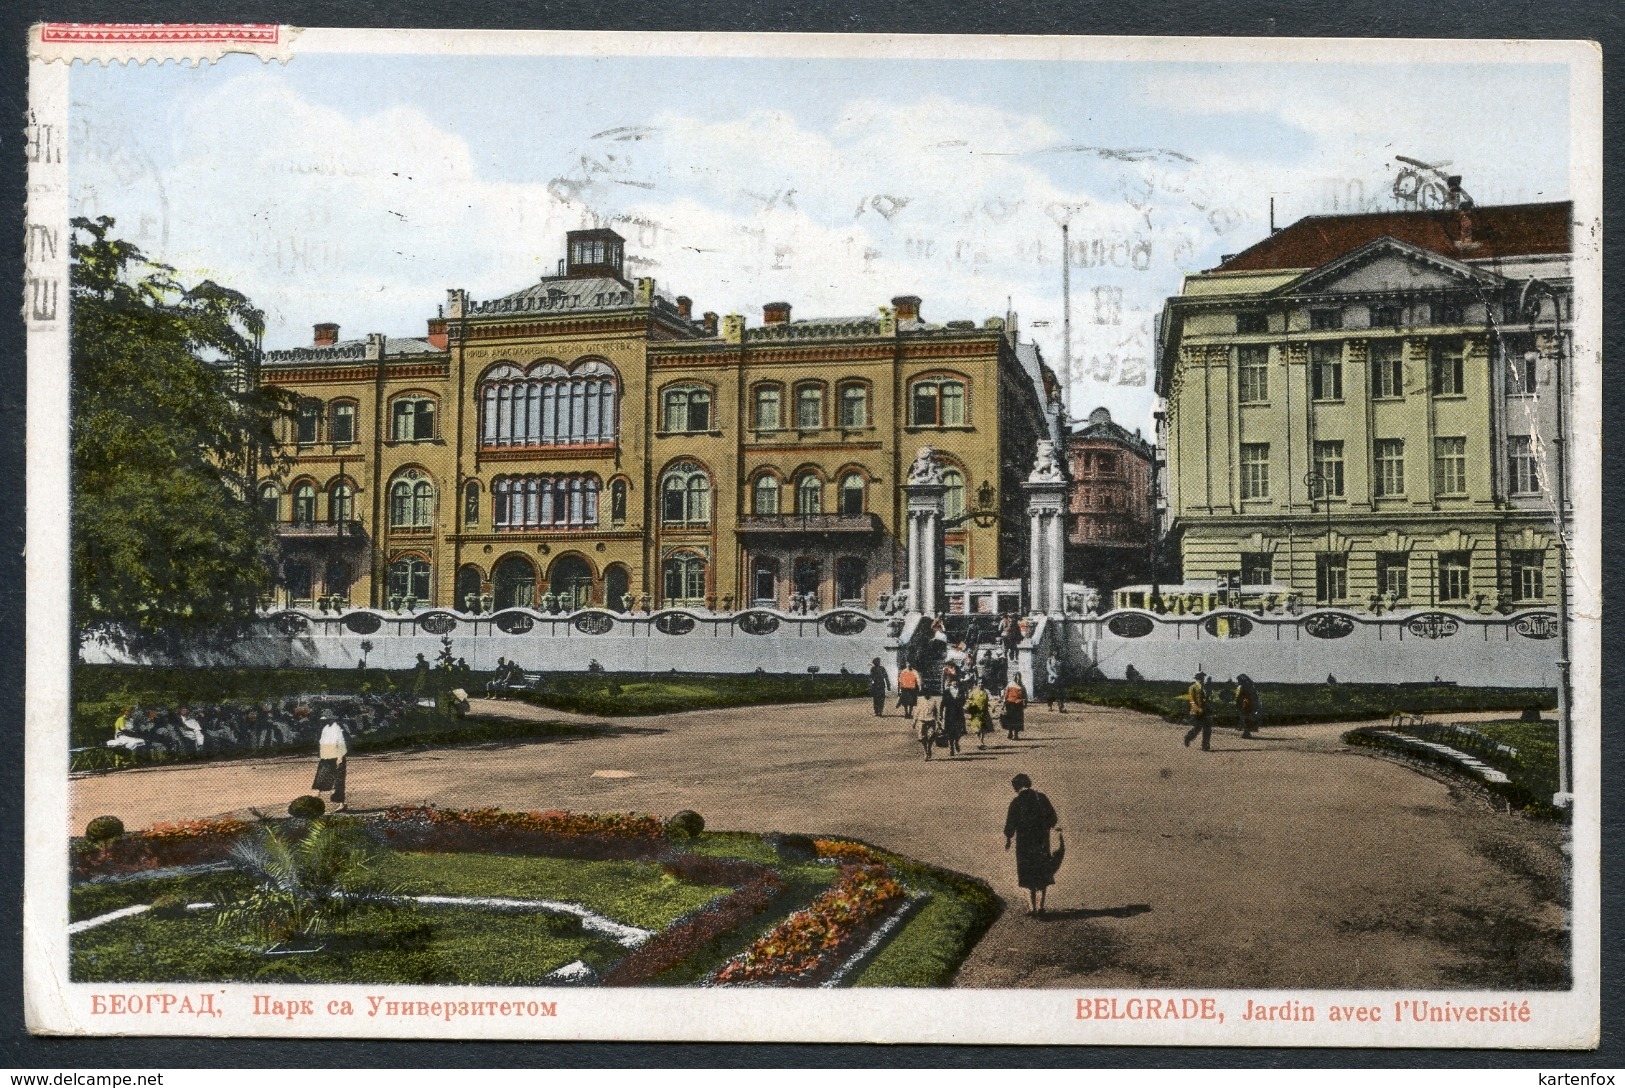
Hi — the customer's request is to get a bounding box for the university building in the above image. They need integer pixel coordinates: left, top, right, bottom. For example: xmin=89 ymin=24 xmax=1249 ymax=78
xmin=1155 ymin=200 xmax=1571 ymax=611
xmin=257 ymin=229 xmax=1056 ymax=612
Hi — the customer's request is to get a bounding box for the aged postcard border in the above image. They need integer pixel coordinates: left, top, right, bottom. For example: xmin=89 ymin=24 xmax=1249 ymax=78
xmin=21 ymin=25 xmax=1605 ymax=1048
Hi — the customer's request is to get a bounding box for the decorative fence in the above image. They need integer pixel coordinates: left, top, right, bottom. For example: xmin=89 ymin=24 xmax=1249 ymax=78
xmin=79 ymin=606 xmax=905 ymax=676
xmin=1059 ymin=607 xmax=1560 ymax=688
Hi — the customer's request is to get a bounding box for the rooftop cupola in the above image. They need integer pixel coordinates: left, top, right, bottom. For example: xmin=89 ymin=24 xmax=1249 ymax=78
xmin=563 ymin=228 xmax=626 ymax=280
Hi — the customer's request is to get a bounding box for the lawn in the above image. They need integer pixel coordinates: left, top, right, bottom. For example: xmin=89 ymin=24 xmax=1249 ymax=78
xmin=513 ymin=672 xmax=868 ymax=717
xmin=1347 ymin=717 xmax=1562 ymax=816
xmin=1066 ymin=679 xmax=1554 ymax=728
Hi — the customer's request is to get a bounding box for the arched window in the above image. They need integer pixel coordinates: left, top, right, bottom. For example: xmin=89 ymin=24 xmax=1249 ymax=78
xmin=796 ymin=474 xmax=823 ymax=515
xmin=456 ymin=564 xmax=483 ymax=610
xmin=663 ymin=385 xmax=712 ymax=433
xmin=909 ymin=376 xmax=967 ymax=427
xmin=292 ymin=483 xmax=317 ymax=526
xmin=839 ymin=383 xmax=868 ymax=429
xmin=753 ymin=385 xmax=782 ymax=430
xmin=942 ymin=468 xmax=966 ymax=521
xmin=839 ymin=473 xmax=866 ymax=516
xmin=662 ymin=553 xmax=707 ymax=605
xmin=389 ymin=472 xmax=434 ymax=529
xmin=285 ymin=560 xmax=313 ymax=602
xmin=464 ymin=481 xmax=480 ymax=526
xmin=325 ymin=560 xmax=353 ymax=600
xmin=258 ymin=483 xmax=280 ymax=522
xmin=387 ymin=557 xmax=431 ymax=603
xmin=753 ymin=475 xmax=781 ymax=515
xmin=795 ymin=383 xmax=823 ymax=430
xmin=604 ymin=564 xmax=631 ymax=611
xmin=610 ymin=479 xmax=627 ymax=523
xmin=493 ymin=555 xmax=537 ymax=609
xmin=661 ymin=462 xmax=710 ymax=525
xmin=391 ymin=396 xmax=436 ymax=442
xmin=328 ymin=481 xmax=354 ymax=524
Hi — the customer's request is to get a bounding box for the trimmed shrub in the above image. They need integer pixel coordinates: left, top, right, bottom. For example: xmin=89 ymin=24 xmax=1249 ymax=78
xmin=85 ymin=815 xmax=125 ymax=843
xmin=665 ymin=810 xmax=705 ymax=838
xmin=288 ymin=795 xmax=326 ymax=820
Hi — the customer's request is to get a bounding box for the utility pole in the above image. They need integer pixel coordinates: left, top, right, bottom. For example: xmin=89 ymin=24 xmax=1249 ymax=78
xmin=1061 ymin=221 xmax=1072 ymax=423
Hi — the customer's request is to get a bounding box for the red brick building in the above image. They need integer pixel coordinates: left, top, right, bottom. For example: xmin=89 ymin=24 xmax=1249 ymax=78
xmin=1066 ymin=406 xmax=1157 ymax=591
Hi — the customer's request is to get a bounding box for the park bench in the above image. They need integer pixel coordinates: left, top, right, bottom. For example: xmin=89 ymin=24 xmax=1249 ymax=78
xmin=486 ymin=670 xmax=545 ymax=697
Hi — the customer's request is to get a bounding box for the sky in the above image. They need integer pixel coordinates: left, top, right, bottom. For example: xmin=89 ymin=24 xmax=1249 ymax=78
xmin=67 ymin=47 xmax=1571 ymax=432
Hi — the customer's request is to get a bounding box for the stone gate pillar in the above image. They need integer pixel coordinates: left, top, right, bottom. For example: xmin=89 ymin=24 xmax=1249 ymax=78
xmin=901 ymin=447 xmax=947 ymax=615
xmin=1023 ymin=440 xmax=1068 ymax=616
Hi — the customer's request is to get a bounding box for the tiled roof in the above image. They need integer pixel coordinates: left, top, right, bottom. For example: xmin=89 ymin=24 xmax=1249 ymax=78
xmin=1214 ymin=201 xmax=1571 ymax=273
xmin=263 ymin=336 xmax=440 ymax=365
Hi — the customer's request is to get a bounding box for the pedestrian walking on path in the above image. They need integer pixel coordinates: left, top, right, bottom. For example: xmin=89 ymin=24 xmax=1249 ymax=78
xmin=897 ymin=662 xmax=921 ymax=721
xmin=1002 ymin=675 xmax=1028 ymax=740
xmin=915 ymin=696 xmax=941 ymax=760
xmin=1182 ymin=671 xmax=1214 ymax=751
xmin=965 ymin=680 xmax=993 ymax=749
xmin=1045 ymin=652 xmax=1067 ymax=713
xmin=311 ymin=711 xmax=350 ymax=811
xmin=941 ymin=667 xmax=967 ymax=757
xmin=869 ymin=657 xmax=891 ymax=717
xmin=1236 ymin=674 xmax=1263 ymax=737
xmin=1004 ymin=773 xmax=1060 ymax=915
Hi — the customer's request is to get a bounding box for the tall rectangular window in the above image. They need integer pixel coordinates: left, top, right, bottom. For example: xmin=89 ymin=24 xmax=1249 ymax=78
xmin=1240 ymin=552 xmax=1273 ymax=585
xmin=1438 ymin=551 xmax=1472 ymax=602
xmin=1237 ymin=345 xmax=1269 ymax=403
xmin=1376 ymin=552 xmax=1409 ymax=599
xmin=1369 ymin=303 xmax=1402 ymax=328
xmin=296 ymin=402 xmax=320 ymax=445
xmin=1511 ymin=550 xmax=1545 ymax=601
xmin=1310 ymin=308 xmax=1343 ymax=331
xmin=839 ymin=384 xmax=868 ymax=428
xmin=1315 ymin=554 xmax=1348 ymax=602
xmin=796 ymin=385 xmax=823 ymax=430
xmin=1434 ymin=437 xmax=1468 ymax=495
xmin=1311 ymin=342 xmax=1343 ymax=400
xmin=1370 ymin=341 xmax=1405 ymax=398
xmin=1312 ymin=441 xmax=1345 ymax=497
xmin=1432 ymin=339 xmax=1465 ymax=395
xmin=1508 ymin=435 xmax=1540 ymax=494
xmin=1504 ymin=335 xmax=1539 ymax=394
xmin=753 ymin=386 xmax=781 ymax=430
xmin=1374 ymin=439 xmax=1405 ymax=497
xmin=329 ymin=402 xmax=355 ymax=444
xmin=1239 ymin=443 xmax=1270 ymax=500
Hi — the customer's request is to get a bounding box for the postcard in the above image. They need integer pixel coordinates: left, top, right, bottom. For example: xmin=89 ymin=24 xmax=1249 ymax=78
xmin=23 ymin=26 xmax=1601 ymax=1046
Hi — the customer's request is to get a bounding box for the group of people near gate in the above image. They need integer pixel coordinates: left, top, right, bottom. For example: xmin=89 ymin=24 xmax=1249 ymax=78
xmin=870 ymin=650 xmax=1062 ymax=762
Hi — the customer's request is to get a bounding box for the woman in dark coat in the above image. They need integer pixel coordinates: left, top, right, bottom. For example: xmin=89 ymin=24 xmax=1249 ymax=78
xmin=868 ymin=658 xmax=891 ymax=717
xmin=940 ymin=667 xmax=967 ymax=756
xmin=1004 ymin=773 xmax=1059 ymax=914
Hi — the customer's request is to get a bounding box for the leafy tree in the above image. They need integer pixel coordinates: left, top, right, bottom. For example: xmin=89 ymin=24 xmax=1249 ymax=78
xmin=71 ymin=216 xmax=290 ymax=643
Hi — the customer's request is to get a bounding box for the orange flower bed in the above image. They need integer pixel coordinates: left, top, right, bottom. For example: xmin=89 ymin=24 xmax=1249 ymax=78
xmin=381 ymin=804 xmax=664 ymax=839
xmin=713 ymin=862 xmax=907 ymax=985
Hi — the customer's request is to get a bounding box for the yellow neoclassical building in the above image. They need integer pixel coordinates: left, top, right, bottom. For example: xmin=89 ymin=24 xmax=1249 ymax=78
xmin=257 ymin=229 xmax=1056 ymax=612
xmin=1155 ymin=202 xmax=1571 ymax=611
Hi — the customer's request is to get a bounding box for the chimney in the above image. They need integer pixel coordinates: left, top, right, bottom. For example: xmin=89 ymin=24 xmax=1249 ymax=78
xmin=763 ymin=301 xmax=791 ymax=325
xmin=676 ymin=295 xmax=693 ymax=319
xmin=891 ymin=295 xmax=921 ymax=323
xmin=702 ymin=311 xmax=719 ymax=336
xmin=426 ymin=317 xmax=448 ymax=351
xmin=314 ymin=322 xmax=339 ymax=347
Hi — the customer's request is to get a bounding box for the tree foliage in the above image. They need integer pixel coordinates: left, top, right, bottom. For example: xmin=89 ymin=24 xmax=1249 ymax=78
xmin=71 ymin=215 xmax=291 ymax=641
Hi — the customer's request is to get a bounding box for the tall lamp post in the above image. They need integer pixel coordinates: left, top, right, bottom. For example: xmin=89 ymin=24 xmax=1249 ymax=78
xmin=1304 ymin=471 xmax=1332 ymax=602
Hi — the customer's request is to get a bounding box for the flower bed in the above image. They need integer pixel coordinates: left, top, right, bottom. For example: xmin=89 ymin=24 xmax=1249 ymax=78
xmin=73 ymin=817 xmax=254 ymax=880
xmin=713 ymin=861 xmax=907 ymax=986
xmin=373 ymin=805 xmax=666 ymax=862
xmin=602 ymin=858 xmax=787 ymax=986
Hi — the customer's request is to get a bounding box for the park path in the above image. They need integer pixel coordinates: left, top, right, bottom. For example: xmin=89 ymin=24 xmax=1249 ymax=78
xmin=69 ymin=698 xmax=1569 ymax=990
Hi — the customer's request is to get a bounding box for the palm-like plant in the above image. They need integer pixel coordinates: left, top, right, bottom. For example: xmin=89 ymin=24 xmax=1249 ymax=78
xmin=215 ymin=819 xmax=398 ymax=948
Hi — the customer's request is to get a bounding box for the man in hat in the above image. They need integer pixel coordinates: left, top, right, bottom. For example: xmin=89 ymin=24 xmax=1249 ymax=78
xmin=312 ymin=711 xmax=350 ymax=811
xmin=1182 ymin=670 xmax=1213 ymax=751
